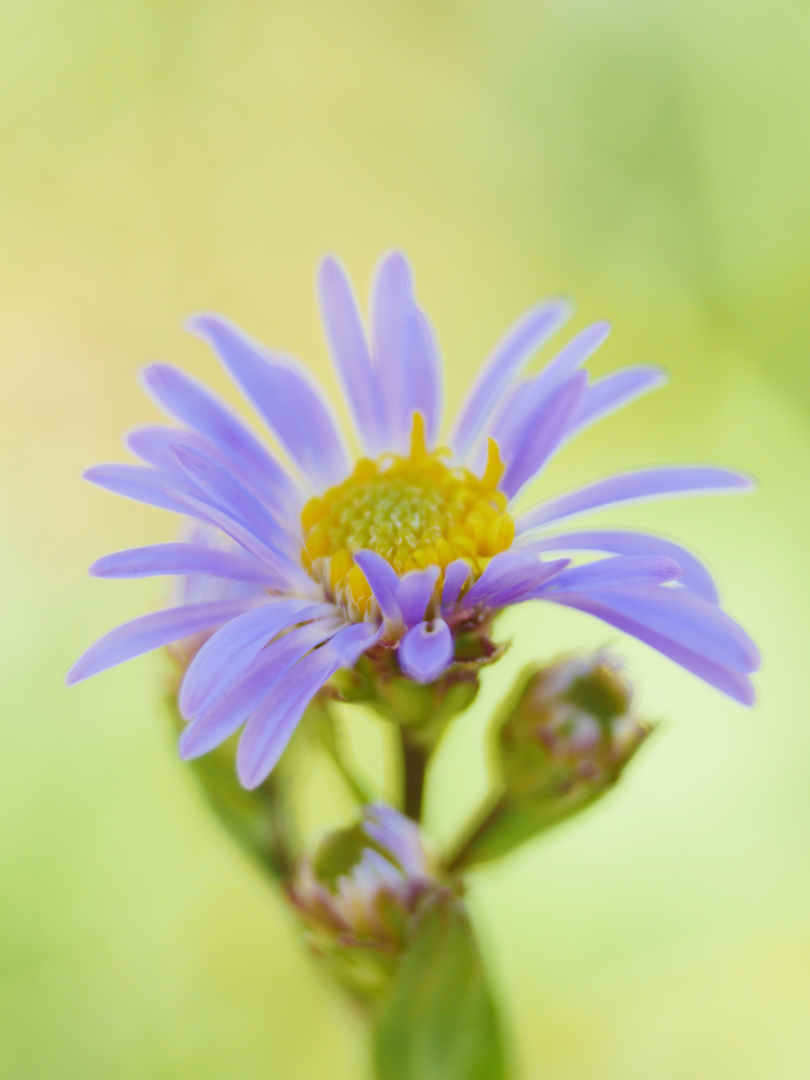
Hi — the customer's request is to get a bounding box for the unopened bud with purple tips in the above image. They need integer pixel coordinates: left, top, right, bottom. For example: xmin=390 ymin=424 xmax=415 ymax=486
xmin=286 ymin=804 xmax=451 ymax=1002
xmin=447 ymin=653 xmax=653 ymax=870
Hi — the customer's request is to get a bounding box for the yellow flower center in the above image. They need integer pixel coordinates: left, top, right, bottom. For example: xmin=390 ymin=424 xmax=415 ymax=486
xmin=300 ymin=414 xmax=515 ymax=615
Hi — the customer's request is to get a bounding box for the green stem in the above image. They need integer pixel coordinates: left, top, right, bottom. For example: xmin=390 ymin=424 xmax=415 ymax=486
xmin=400 ymin=727 xmax=428 ymax=822
xmin=444 ymin=793 xmax=508 ymax=873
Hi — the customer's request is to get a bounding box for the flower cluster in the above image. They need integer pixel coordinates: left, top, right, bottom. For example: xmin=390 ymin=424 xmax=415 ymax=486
xmin=67 ymin=252 xmax=759 ymax=789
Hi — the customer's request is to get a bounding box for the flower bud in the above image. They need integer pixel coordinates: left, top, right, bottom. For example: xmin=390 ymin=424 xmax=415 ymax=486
xmin=448 ymin=653 xmax=653 ymax=869
xmin=498 ymin=653 xmax=649 ymax=798
xmin=286 ymin=804 xmax=450 ymax=1002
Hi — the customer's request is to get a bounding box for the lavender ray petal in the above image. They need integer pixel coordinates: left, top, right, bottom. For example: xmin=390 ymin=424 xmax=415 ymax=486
xmin=329 ymin=621 xmax=383 ymax=666
xmin=363 ymin=805 xmax=425 ymax=877
xmin=500 ymin=372 xmax=588 ymax=498
xmin=166 ymin=488 xmax=313 ymax=593
xmin=484 ymin=322 xmax=611 ymax=469
xmin=318 ymin=256 xmax=387 ymax=454
xmin=179 ymin=599 xmax=337 ymax=719
xmin=450 ymin=299 xmax=573 ymax=461
xmin=352 ymin=550 xmax=402 ymax=622
xmin=529 ymin=321 xmax=611 ymax=394
xmin=398 ymin=619 xmax=454 ymax=684
xmin=65 ymin=599 xmax=258 ymax=686
xmin=187 ymin=314 xmax=349 ymax=490
xmin=547 ymin=586 xmax=760 ymax=673
xmin=236 ymin=642 xmax=345 ymax=789
xmin=171 ymin=444 xmax=296 ymax=561
xmin=404 ymin=307 xmax=442 ymax=446
xmin=142 ymin=363 xmax=300 ymax=511
xmin=518 ymin=529 xmax=719 ymax=603
xmin=542 ymin=591 xmax=756 ymax=705
xmin=461 ymin=550 xmax=569 ymax=610
xmin=179 ymin=618 xmax=343 ymax=759
xmin=535 ymin=555 xmax=683 ymax=594
xmin=517 ymin=467 xmax=755 ymax=534
xmin=371 ymin=251 xmax=414 ymax=453
xmin=441 ymin=559 xmax=472 ymax=610
xmin=126 ymin=425 xmax=300 ymax=526
xmin=397 ymin=566 xmax=441 ymax=629
xmin=126 ymin=425 xmax=218 ymax=470
xmin=83 ymin=464 xmax=199 ymax=516
xmin=90 ymin=543 xmax=278 ymax=584
xmin=564 ymin=367 xmax=667 ymax=440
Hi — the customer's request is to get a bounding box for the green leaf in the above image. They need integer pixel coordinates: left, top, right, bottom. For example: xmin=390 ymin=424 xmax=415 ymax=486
xmin=373 ymin=896 xmax=508 ymax=1080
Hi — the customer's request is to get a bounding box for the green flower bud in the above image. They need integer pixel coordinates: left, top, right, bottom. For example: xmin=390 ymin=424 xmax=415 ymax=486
xmin=447 ymin=653 xmax=654 ymax=870
xmin=286 ymin=805 xmax=451 ymax=1003
xmin=498 ymin=653 xmax=649 ymax=798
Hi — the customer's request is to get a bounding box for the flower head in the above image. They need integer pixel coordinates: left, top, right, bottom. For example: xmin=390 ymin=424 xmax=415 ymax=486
xmin=286 ymin=804 xmax=445 ymax=1000
xmin=496 ymin=653 xmax=651 ymax=800
xmin=68 ymin=251 xmax=759 ymax=787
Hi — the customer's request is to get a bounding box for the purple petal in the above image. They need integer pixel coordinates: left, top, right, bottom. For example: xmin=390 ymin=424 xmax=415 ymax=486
xmin=546 ymin=586 xmax=760 ymax=673
xmin=90 ymin=543 xmax=277 ymax=584
xmin=127 ymin=424 xmax=220 ymax=470
xmin=353 ymin=550 xmax=402 ymax=622
xmin=363 ymin=805 xmax=425 ymax=876
xmin=372 ymin=252 xmax=415 ymax=453
xmin=179 ymin=599 xmax=337 ymax=719
xmin=66 ymin=599 xmax=258 ymax=686
xmin=542 ymin=590 xmax=756 ymax=704
xmin=404 ymin=307 xmax=442 ymax=447
xmin=441 ymin=559 xmax=472 ymax=610
xmin=397 ymin=566 xmax=441 ymax=629
xmin=328 ymin=621 xmax=383 ymax=666
xmin=171 ymin=445 xmax=296 ymax=561
xmin=536 ymin=555 xmax=683 ymax=594
xmin=519 ymin=529 xmax=719 ymax=604
xmin=398 ymin=619 xmax=454 ymax=683
xmin=564 ymin=366 xmax=667 ymax=439
xmin=451 ymin=299 xmax=573 ymax=461
xmin=222 ymin=621 xmax=381 ymax=782
xmin=179 ymin=617 xmax=342 ymax=759
xmin=126 ymin=425 xmax=300 ymax=525
xmin=166 ymin=487 xmax=312 ymax=592
xmin=517 ymin=467 xmax=755 ymax=534
xmin=499 ymin=372 xmax=588 ymax=498
xmin=529 ymin=321 xmax=611 ymax=395
xmin=318 ymin=256 xmax=386 ymax=454
xmin=187 ymin=314 xmax=349 ymax=490
xmin=485 ymin=323 xmax=611 ymax=469
xmin=461 ymin=550 xmax=569 ymax=610
xmin=142 ymin=363 xmax=299 ymax=511
xmin=236 ymin=625 xmax=365 ymax=788
xmin=83 ymin=463 xmax=198 ymax=516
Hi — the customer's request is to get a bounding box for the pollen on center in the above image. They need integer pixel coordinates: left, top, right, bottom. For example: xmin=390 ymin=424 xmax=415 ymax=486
xmin=300 ymin=414 xmax=515 ymax=615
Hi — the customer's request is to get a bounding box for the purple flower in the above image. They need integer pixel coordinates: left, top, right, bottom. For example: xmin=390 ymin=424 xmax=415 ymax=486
xmin=67 ymin=252 xmax=759 ymax=788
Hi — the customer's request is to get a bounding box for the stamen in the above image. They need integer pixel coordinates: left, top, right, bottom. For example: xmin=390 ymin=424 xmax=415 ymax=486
xmin=301 ymin=415 xmax=514 ymax=615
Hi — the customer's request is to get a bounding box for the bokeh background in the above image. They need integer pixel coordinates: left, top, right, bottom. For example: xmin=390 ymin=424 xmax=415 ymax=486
xmin=2 ymin=1 xmax=809 ymax=1076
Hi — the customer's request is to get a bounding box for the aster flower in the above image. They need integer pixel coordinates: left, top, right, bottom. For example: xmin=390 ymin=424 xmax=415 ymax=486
xmin=67 ymin=252 xmax=759 ymax=788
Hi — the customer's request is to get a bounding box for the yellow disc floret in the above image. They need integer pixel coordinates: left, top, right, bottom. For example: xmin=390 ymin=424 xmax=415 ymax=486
xmin=300 ymin=414 xmax=515 ymax=616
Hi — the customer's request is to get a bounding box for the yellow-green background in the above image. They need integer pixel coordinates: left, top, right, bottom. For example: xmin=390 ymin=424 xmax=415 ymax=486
xmin=2 ymin=1 xmax=809 ymax=1076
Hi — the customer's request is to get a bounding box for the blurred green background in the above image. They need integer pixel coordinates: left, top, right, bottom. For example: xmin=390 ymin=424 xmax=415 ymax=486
xmin=2 ymin=0 xmax=809 ymax=1076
